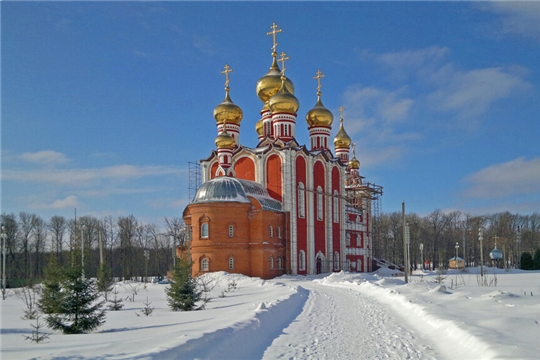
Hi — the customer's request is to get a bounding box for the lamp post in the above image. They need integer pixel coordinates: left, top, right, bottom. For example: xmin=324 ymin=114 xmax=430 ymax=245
xmin=420 ymin=243 xmax=424 ymax=271
xmin=455 ymin=242 xmax=460 ymax=269
xmin=144 ymin=249 xmax=150 ymax=283
xmin=479 ymin=226 xmax=484 ymax=281
xmin=1 ymin=225 xmax=7 ymax=300
xmin=81 ymin=225 xmax=85 ymax=279
xmin=517 ymin=226 xmax=521 ymax=269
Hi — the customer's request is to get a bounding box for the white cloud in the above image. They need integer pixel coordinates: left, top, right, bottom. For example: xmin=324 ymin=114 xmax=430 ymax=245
xmin=481 ymin=2 xmax=540 ymax=42
xmin=30 ymin=195 xmax=79 ymax=210
xmin=463 ymin=157 xmax=540 ymax=199
xmin=2 ymin=164 xmax=184 ymax=186
xmin=20 ymin=150 xmax=69 ymax=165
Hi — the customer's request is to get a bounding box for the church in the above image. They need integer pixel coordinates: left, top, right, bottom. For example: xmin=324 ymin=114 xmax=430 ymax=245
xmin=180 ymin=23 xmax=382 ymax=279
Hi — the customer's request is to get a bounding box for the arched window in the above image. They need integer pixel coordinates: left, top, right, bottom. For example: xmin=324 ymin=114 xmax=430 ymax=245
xmin=277 ymin=226 xmax=282 ymax=238
xmin=298 ymin=182 xmax=305 ymax=218
xmin=346 ymin=259 xmax=351 ymax=272
xmin=277 ymin=257 xmax=283 ymax=269
xmin=229 ymin=257 xmax=234 ymax=270
xmin=201 ymin=258 xmax=209 ymax=271
xmin=299 ymin=250 xmax=306 ymax=271
xmin=357 ymin=234 xmax=362 ymax=247
xmin=346 ymin=233 xmax=351 ymax=246
xmin=317 ymin=186 xmax=323 ymax=221
xmin=269 ymin=257 xmax=274 ymax=269
xmin=333 ymin=190 xmax=339 ymax=223
xmin=201 ymin=222 xmax=209 ymax=239
xmin=228 ymin=225 xmax=234 ymax=238
xmin=334 ymin=252 xmax=340 ymax=271
xmin=269 ymin=225 xmax=274 ymax=238
xmin=357 ymin=259 xmax=362 ymax=272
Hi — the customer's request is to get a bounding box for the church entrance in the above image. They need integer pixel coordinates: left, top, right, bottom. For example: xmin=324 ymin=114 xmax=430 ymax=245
xmin=316 ymin=257 xmax=322 ymax=274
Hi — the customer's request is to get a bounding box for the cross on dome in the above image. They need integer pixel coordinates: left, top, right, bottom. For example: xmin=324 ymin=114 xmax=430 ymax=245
xmin=339 ymin=106 xmax=345 ymax=121
xmin=314 ymin=70 xmax=325 ymax=94
xmin=221 ymin=64 xmax=233 ymax=90
xmin=278 ymin=51 xmax=289 ymax=78
xmin=267 ymin=22 xmax=282 ymax=54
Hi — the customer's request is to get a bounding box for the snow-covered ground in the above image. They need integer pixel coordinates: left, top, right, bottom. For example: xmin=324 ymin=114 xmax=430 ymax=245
xmin=1 ymin=268 xmax=539 ymax=359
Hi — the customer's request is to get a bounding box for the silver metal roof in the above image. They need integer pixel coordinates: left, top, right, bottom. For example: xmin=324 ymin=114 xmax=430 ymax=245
xmin=192 ymin=177 xmax=283 ymax=212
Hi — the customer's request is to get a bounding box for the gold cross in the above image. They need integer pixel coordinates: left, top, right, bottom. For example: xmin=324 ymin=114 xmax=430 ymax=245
xmin=352 ymin=142 xmax=356 ymax=156
xmin=339 ymin=106 xmax=345 ymax=120
xmin=221 ymin=64 xmax=232 ymax=89
xmin=314 ymin=70 xmax=324 ymax=93
xmin=278 ymin=51 xmax=289 ymax=76
xmin=267 ymin=22 xmax=282 ymax=54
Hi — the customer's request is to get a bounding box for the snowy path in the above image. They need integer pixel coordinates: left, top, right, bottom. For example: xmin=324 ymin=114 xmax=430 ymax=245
xmin=262 ymin=279 xmax=441 ymax=360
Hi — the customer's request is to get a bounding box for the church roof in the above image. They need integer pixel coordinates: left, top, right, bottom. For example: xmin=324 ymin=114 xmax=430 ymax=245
xmin=192 ymin=176 xmax=283 ymax=212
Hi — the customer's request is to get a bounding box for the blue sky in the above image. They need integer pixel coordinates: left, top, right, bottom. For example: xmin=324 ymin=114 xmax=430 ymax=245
xmin=2 ymin=2 xmax=540 ymax=225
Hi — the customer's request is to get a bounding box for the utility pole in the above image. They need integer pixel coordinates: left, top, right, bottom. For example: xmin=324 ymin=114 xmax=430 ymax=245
xmin=517 ymin=226 xmax=521 ymax=269
xmin=1 ymin=225 xmax=7 ymax=300
xmin=402 ymin=202 xmax=408 ymax=283
xmin=479 ymin=225 xmax=484 ymax=283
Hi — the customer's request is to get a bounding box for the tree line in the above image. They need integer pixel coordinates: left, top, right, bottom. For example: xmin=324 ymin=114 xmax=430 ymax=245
xmin=2 ymin=210 xmax=540 ymax=288
xmin=372 ymin=210 xmax=540 ymax=270
xmin=1 ymin=212 xmax=186 ymax=287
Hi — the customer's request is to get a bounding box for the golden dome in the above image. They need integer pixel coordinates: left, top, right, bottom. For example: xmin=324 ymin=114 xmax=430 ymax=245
xmin=213 ymin=89 xmax=243 ymax=125
xmin=306 ymin=95 xmax=333 ymax=127
xmin=256 ymin=56 xmax=294 ymax=104
xmin=255 ymin=119 xmax=264 ymax=137
xmin=349 ymin=156 xmax=360 ymax=170
xmin=268 ymin=78 xmax=299 ymax=114
xmin=333 ymin=118 xmax=351 ymax=149
xmin=215 ymin=128 xmax=235 ymax=149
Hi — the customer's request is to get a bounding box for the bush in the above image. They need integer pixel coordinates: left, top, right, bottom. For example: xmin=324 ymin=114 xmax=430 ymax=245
xmin=533 ymin=249 xmax=540 ymax=270
xmin=520 ymin=252 xmax=534 ymax=270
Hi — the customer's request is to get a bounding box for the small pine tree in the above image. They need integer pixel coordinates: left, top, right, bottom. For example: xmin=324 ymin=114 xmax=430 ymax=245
xmin=46 ymin=266 xmax=106 ymax=334
xmin=107 ymin=287 xmax=124 ymax=311
xmin=165 ymin=254 xmax=201 ymax=311
xmin=533 ymin=249 xmax=540 ymax=270
xmin=136 ymin=297 xmax=154 ymax=317
xmin=520 ymin=252 xmax=534 ymax=270
xmin=39 ymin=255 xmax=65 ymax=315
xmin=24 ymin=313 xmax=50 ymax=344
xmin=97 ymin=263 xmax=114 ymax=300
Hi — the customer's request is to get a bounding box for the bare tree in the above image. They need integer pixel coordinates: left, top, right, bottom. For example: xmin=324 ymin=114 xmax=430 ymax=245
xmin=32 ymin=216 xmax=47 ymax=278
xmin=48 ymin=216 xmax=66 ymax=262
xmin=118 ymin=215 xmax=138 ymax=280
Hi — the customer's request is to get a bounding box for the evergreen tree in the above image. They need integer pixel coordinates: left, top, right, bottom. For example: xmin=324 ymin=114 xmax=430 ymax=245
xmin=46 ymin=266 xmax=106 ymax=334
xmin=520 ymin=252 xmax=534 ymax=270
xmin=97 ymin=263 xmax=114 ymax=296
xmin=107 ymin=287 xmax=124 ymax=311
xmin=39 ymin=255 xmax=65 ymax=315
xmin=533 ymin=249 xmax=540 ymax=270
xmin=165 ymin=254 xmax=201 ymax=311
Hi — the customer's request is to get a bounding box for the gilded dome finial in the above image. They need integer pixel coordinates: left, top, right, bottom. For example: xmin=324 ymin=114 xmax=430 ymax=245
xmin=339 ymin=106 xmax=345 ymax=122
xmin=349 ymin=142 xmax=360 ymax=170
xmin=314 ymin=69 xmax=325 ymax=97
xmin=277 ymin=51 xmax=289 ymax=79
xmin=333 ymin=106 xmax=351 ymax=148
xmin=267 ymin=22 xmax=282 ymax=56
xmin=221 ymin=63 xmax=233 ymax=91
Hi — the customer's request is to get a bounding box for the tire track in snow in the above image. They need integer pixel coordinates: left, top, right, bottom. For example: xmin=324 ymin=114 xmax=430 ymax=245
xmin=262 ymin=280 xmax=439 ymax=360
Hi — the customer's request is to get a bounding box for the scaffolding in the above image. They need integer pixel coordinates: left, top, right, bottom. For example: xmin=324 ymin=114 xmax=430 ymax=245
xmin=188 ymin=161 xmax=202 ymax=203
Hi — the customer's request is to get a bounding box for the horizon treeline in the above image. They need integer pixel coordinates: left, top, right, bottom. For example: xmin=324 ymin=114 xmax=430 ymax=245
xmin=1 ymin=210 xmax=539 ymax=286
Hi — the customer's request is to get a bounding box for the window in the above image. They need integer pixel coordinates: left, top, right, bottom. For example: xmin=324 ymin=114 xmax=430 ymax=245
xmin=357 ymin=259 xmax=362 ymax=272
xmin=277 ymin=257 xmax=283 ymax=269
xmin=201 ymin=258 xmax=209 ymax=271
xmin=334 ymin=252 xmax=340 ymax=271
xmin=201 ymin=222 xmax=209 ymax=239
xmin=228 ymin=225 xmax=234 ymax=238
xmin=357 ymin=234 xmax=362 ymax=247
xmin=317 ymin=186 xmax=323 ymax=221
xmin=346 ymin=259 xmax=351 ymax=272
xmin=269 ymin=225 xmax=274 ymax=238
xmin=277 ymin=226 xmax=282 ymax=238
xmin=333 ymin=190 xmax=339 ymax=223
xmin=269 ymin=257 xmax=274 ymax=269
xmin=298 ymin=182 xmax=305 ymax=218
xmin=346 ymin=233 xmax=351 ymax=246
xmin=299 ymin=250 xmax=306 ymax=271
xmin=229 ymin=257 xmax=234 ymax=270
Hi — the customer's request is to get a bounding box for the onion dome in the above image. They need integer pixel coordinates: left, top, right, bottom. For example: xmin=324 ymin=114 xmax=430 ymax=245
xmin=256 ymin=55 xmax=295 ymax=104
xmin=268 ymin=78 xmax=299 ymax=114
xmin=306 ymin=95 xmax=333 ymax=127
xmin=348 ymin=156 xmax=360 ymax=170
xmin=489 ymin=244 xmax=503 ymax=260
xmin=215 ymin=128 xmax=235 ymax=149
xmin=333 ymin=118 xmax=351 ymax=149
xmin=213 ymin=89 xmax=243 ymax=125
xmin=255 ymin=119 xmax=264 ymax=137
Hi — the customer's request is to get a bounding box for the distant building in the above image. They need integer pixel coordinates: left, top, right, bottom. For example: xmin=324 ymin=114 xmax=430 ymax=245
xmin=448 ymin=256 xmax=465 ymax=269
xmin=180 ymin=23 xmax=382 ymax=279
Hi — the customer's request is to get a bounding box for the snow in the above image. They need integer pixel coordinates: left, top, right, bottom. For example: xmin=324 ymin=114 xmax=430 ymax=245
xmin=1 ymin=269 xmax=539 ymax=359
